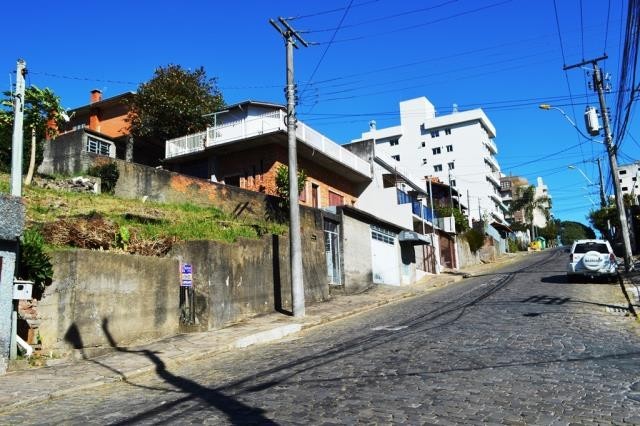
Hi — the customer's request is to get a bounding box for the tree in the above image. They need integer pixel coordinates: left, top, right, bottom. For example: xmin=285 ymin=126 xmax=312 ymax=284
xmin=274 ymin=164 xmax=307 ymax=208
xmin=127 ymin=64 xmax=224 ymax=147
xmin=561 ymin=220 xmax=596 ymax=245
xmin=0 ymin=86 xmax=65 ymax=178
xmin=588 ymin=203 xmax=618 ymax=242
xmin=509 ymin=185 xmax=551 ymax=239
xmin=538 ymin=218 xmax=560 ymax=246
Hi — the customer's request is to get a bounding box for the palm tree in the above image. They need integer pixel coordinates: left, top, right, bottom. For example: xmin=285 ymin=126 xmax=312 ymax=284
xmin=509 ymin=185 xmax=552 ymax=239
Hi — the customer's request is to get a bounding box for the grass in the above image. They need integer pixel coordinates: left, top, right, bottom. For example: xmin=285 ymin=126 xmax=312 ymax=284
xmin=1 ymin=173 xmax=288 ymax=250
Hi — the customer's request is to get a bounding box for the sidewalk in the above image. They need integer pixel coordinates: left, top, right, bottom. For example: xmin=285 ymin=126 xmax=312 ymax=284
xmin=620 ymin=258 xmax=640 ymax=317
xmin=0 ymin=252 xmax=528 ymax=413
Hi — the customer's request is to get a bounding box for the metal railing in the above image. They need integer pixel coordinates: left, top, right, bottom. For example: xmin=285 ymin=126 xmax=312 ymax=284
xmin=165 ymin=110 xmax=371 ymax=177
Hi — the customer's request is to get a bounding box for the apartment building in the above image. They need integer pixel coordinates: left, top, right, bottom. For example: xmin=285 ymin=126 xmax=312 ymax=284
xmin=500 ymin=175 xmax=529 ymax=224
xmin=618 ymin=161 xmax=640 ymax=204
xmin=350 ymin=97 xmax=508 ymax=223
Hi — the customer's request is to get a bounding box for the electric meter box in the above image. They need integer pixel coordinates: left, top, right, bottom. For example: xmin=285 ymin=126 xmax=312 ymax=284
xmin=584 ymin=106 xmax=601 ymax=136
xmin=13 ymin=280 xmax=33 ymax=300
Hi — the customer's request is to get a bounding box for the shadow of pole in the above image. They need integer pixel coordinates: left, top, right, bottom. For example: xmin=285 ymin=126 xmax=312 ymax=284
xmin=94 ymin=319 xmax=276 ymax=425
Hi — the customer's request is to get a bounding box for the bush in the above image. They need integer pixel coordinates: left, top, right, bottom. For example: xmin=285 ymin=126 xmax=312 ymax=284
xmin=18 ymin=228 xmax=53 ymax=293
xmin=87 ymin=162 xmax=119 ymax=194
xmin=508 ymin=238 xmax=519 ymax=253
xmin=464 ymin=228 xmax=484 ymax=253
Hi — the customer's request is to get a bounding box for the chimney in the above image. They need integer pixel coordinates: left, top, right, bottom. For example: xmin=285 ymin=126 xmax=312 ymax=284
xmin=90 ymin=89 xmax=102 ymax=104
xmin=46 ymin=116 xmax=58 ymax=140
xmin=89 ymin=89 xmax=102 ymax=131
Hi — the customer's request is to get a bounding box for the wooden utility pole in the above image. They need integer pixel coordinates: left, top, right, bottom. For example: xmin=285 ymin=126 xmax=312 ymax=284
xmin=270 ymin=18 xmax=308 ymax=317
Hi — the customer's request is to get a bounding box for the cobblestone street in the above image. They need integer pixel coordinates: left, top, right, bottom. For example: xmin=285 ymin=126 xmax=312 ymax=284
xmin=2 ymin=249 xmax=640 ymax=425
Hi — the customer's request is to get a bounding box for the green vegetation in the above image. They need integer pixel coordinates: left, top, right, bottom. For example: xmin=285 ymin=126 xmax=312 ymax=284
xmin=18 ymin=228 xmax=53 ymax=292
xmin=275 ymin=164 xmax=307 ymax=206
xmin=561 ymin=220 xmax=596 ymax=245
xmin=127 ymin=64 xmax=224 ymax=144
xmin=86 ymin=162 xmax=120 ymax=194
xmin=434 ymin=205 xmax=469 ymax=233
xmin=2 ymin=174 xmax=287 ymax=256
xmin=464 ymin=228 xmax=484 ymax=252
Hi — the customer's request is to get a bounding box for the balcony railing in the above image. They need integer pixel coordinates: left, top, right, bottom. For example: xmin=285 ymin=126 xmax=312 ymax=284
xmin=485 ymin=155 xmax=500 ymax=171
xmin=484 ymin=138 xmax=498 ymax=154
xmin=486 ymin=171 xmax=501 ymax=187
xmin=165 ymin=110 xmax=371 ymax=177
xmin=397 ymin=189 xmax=434 ymax=222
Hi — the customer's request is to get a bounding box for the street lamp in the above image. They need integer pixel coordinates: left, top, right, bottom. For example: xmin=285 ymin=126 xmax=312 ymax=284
xmin=568 ymin=165 xmax=594 ymax=185
xmin=539 ymin=104 xmax=603 ymax=144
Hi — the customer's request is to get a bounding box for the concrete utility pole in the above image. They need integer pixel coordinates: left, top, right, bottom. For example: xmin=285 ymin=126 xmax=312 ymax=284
xmin=596 ymin=158 xmax=606 ymax=208
xmin=270 ymin=18 xmax=308 ymax=317
xmin=11 ymin=59 xmax=26 ymax=197
xmin=565 ymin=56 xmax=633 ymax=270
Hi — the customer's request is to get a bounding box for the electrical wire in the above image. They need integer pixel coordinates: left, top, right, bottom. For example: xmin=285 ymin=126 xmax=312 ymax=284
xmin=288 ymin=0 xmax=379 ymax=21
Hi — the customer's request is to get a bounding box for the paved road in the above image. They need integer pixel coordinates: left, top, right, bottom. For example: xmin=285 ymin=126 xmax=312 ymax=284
xmin=3 ymin=249 xmax=640 ymax=425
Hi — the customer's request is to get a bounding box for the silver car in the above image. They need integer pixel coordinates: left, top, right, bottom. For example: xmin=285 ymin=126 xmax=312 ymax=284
xmin=566 ymin=239 xmax=618 ymax=282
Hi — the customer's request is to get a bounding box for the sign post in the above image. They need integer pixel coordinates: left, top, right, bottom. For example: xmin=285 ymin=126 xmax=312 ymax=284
xmin=179 ymin=263 xmax=195 ymax=325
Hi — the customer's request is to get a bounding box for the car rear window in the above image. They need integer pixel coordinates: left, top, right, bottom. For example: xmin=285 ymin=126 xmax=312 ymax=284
xmin=574 ymin=243 xmax=609 ymax=254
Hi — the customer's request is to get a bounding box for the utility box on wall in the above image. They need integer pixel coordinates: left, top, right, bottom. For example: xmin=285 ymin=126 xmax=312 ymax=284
xmin=13 ymin=280 xmax=33 ymax=300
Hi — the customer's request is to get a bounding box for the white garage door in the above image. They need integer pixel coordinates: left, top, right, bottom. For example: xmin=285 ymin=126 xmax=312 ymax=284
xmin=371 ymin=225 xmax=400 ymax=285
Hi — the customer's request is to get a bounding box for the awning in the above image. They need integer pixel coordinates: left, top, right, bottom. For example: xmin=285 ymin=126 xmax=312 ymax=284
xmin=398 ymin=230 xmax=432 ymax=245
xmin=491 ymin=221 xmax=513 ymax=233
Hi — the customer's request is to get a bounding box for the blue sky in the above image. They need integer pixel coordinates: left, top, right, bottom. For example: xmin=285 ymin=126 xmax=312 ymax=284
xmin=4 ymin=0 xmax=636 ymax=228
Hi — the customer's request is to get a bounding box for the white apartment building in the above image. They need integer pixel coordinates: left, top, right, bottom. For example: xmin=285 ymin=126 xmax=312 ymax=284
xmin=618 ymin=161 xmax=640 ymax=204
xmin=533 ymin=176 xmax=552 ymax=229
xmin=350 ymin=97 xmax=508 ymax=223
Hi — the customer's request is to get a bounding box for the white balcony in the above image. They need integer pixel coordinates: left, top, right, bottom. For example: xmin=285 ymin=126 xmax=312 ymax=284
xmin=490 ymin=193 xmax=509 ymax=212
xmin=484 ymin=138 xmax=498 ymax=154
xmin=165 ymin=110 xmax=372 ymax=178
xmin=486 ymin=171 xmax=501 ymax=187
xmin=485 ymin=155 xmax=500 ymax=172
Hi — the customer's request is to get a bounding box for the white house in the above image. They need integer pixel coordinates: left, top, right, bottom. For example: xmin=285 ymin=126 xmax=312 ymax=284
xmin=350 ymin=97 xmax=508 ymax=224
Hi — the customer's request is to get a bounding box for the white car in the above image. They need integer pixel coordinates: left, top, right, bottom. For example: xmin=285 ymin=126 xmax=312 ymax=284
xmin=566 ymin=239 xmax=618 ymax=282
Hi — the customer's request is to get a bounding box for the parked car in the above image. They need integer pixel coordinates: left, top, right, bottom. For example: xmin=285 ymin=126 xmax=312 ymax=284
xmin=566 ymin=239 xmax=618 ymax=282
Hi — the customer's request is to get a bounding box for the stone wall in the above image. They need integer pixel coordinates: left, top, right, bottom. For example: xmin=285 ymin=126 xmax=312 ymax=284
xmin=457 ymin=235 xmax=501 ymax=268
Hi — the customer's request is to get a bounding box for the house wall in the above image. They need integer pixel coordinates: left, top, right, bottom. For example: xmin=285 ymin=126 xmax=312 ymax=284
xmin=340 ymin=214 xmax=374 ymax=294
xmin=175 ymin=143 xmax=359 ymax=209
xmin=38 ymin=131 xmax=109 ymax=175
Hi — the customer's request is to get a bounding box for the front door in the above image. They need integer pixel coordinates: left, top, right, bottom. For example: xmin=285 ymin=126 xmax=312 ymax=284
xmin=324 ymin=220 xmax=341 ymax=285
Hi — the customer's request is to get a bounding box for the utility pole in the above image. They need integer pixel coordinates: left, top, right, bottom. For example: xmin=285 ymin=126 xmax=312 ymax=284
xmin=596 ymin=157 xmax=606 ymax=208
xmin=270 ymin=18 xmax=308 ymax=317
xmin=565 ymin=56 xmax=633 ymax=270
xmin=11 ymin=59 xmax=26 ymax=197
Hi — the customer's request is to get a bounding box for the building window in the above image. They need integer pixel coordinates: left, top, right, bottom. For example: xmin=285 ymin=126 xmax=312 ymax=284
xmin=620 ymin=170 xmax=627 ymax=175
xmin=448 ymin=162 xmax=455 ymax=170
xmin=622 ymin=187 xmax=629 ymax=191
xmin=86 ymin=137 xmax=111 ymax=156
xmin=299 ymin=182 xmax=307 ymax=202
xmin=371 ymin=225 xmax=396 ymax=245
xmin=445 ymin=128 xmax=452 ymax=135
xmin=450 ymin=179 xmax=456 ymax=187
xmin=312 ymin=184 xmax=319 ymax=208
xmin=430 ymin=130 xmax=440 ymax=138
xmin=422 ymin=158 xmax=427 ymax=165
xmin=391 ymin=155 xmax=400 ymax=161
xmin=446 ymin=145 xmax=453 ymax=152
xmin=328 ymin=190 xmax=344 ymax=207
xmin=421 ymin=141 xmax=426 ymax=147
xmin=432 ymin=147 xmax=441 ymax=155
xmin=434 ymin=164 xmax=443 ymax=172
xmin=389 ymin=138 xmax=399 ymax=146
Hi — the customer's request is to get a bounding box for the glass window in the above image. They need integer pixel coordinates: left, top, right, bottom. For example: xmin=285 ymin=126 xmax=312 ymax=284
xmin=450 ymin=179 xmax=456 ymax=187
xmin=422 ymin=158 xmax=427 ymax=165
xmin=434 ymin=164 xmax=443 ymax=172
xmin=573 ymin=242 xmax=609 ymax=254
xmin=389 ymin=139 xmax=399 ymax=146
xmin=445 ymin=128 xmax=452 ymax=135
xmin=448 ymin=162 xmax=455 ymax=170
xmin=430 ymin=130 xmax=440 ymax=138
xmin=86 ymin=137 xmax=111 ymax=156
xmin=391 ymin=155 xmax=400 ymax=161
xmin=620 ymin=170 xmax=627 ymax=175
xmin=421 ymin=141 xmax=426 ymax=147
xmin=446 ymin=145 xmax=453 ymax=152
xmin=432 ymin=147 xmax=441 ymax=155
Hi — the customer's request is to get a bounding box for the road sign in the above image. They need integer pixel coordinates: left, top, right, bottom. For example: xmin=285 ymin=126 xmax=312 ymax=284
xmin=181 ymin=263 xmax=193 ymax=287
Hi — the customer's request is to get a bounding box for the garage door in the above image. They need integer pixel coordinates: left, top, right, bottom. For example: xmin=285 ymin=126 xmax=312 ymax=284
xmin=371 ymin=225 xmax=400 ymax=285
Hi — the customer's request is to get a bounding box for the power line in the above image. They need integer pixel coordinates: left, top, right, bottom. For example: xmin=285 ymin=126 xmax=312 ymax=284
xmin=314 ymin=0 xmax=512 ymax=45
xmin=307 ymin=0 xmax=460 ymax=33
xmin=300 ymin=0 xmax=355 ymax=112
xmin=288 ymin=0 xmax=379 ymax=20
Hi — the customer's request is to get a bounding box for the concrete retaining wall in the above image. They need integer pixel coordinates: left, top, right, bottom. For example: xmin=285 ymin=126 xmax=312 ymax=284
xmin=38 ymin=250 xmax=179 ymax=356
